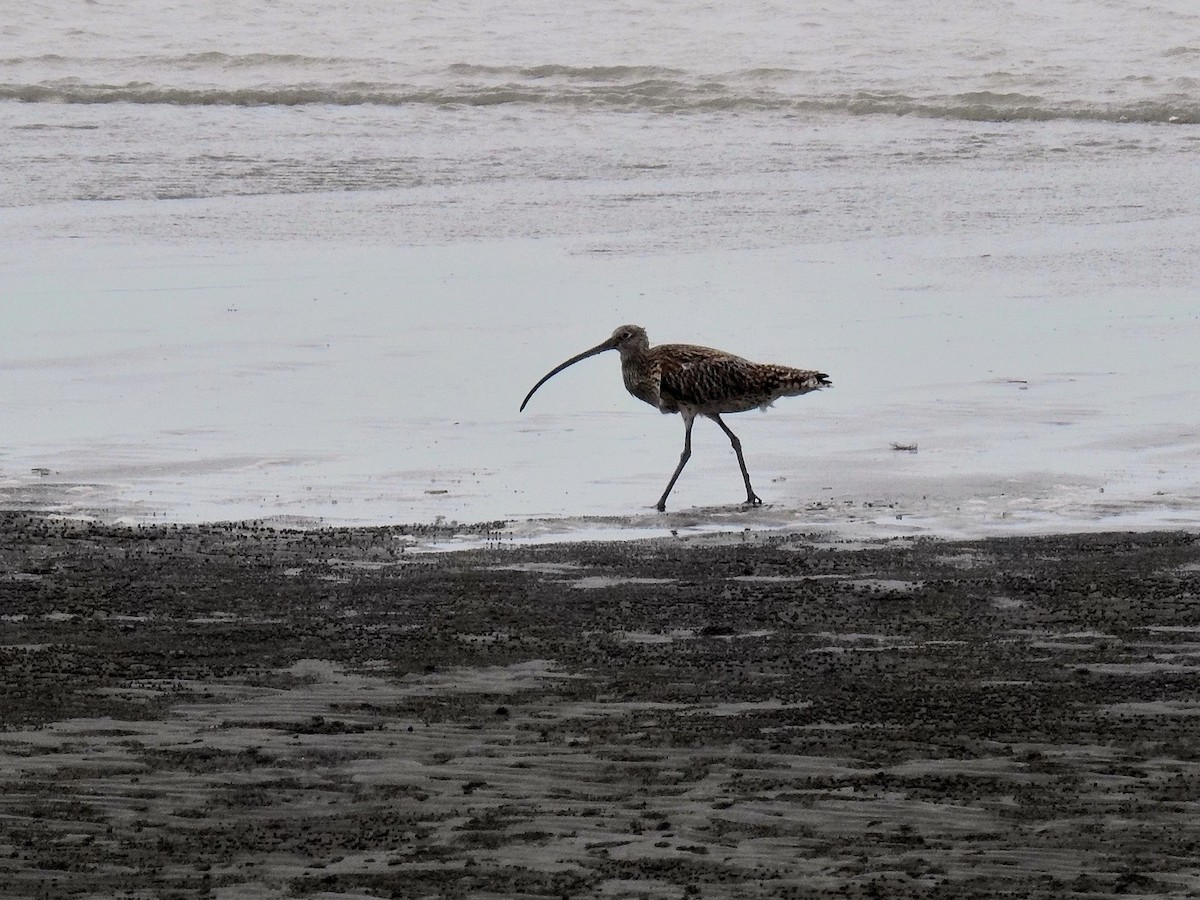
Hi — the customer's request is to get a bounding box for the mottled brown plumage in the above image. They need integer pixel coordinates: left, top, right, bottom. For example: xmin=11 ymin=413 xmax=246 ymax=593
xmin=520 ymin=324 xmax=831 ymax=511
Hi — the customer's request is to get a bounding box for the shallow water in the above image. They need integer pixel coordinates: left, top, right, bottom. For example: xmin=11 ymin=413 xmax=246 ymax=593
xmin=3 ymin=1 xmax=1199 ymax=541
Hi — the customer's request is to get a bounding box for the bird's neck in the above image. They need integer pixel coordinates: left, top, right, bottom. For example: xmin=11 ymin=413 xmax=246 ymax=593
xmin=617 ymin=344 xmax=648 ymax=380
xmin=617 ymin=341 xmax=649 ymax=365
xmin=619 ymin=346 xmax=659 ymax=408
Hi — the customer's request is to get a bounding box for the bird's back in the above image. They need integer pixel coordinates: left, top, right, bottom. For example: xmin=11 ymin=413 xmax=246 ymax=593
xmin=646 ymin=343 xmax=830 ymax=416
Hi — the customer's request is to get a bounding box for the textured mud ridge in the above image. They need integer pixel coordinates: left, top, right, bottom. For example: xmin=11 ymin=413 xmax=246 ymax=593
xmin=2 ymin=513 xmax=1200 ymax=899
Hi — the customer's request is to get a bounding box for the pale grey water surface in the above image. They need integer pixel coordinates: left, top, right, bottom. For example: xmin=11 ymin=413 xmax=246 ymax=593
xmin=2 ymin=1 xmax=1199 ymax=540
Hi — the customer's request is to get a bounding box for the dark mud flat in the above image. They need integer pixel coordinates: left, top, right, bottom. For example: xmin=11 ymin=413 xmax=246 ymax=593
xmin=2 ymin=514 xmax=1200 ymax=899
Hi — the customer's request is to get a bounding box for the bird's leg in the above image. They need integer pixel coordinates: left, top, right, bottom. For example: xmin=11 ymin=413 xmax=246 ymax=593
xmin=710 ymin=414 xmax=762 ymax=507
xmin=656 ymin=413 xmax=694 ymax=512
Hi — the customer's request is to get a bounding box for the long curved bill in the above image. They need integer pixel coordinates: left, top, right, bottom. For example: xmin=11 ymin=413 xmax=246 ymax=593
xmin=519 ymin=337 xmax=618 ymax=411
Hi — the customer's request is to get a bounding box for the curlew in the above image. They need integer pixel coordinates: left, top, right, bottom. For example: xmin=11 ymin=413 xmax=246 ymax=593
xmin=520 ymin=324 xmax=831 ymax=511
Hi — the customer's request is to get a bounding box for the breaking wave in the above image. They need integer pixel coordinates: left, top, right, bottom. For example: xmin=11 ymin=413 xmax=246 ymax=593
xmin=5 ymin=74 xmax=1198 ymax=125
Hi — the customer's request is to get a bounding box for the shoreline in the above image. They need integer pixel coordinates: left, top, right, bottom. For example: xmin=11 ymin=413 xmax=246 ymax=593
xmin=3 ymin=512 xmax=1200 ymax=897
xmin=4 ymin=476 xmax=1199 ymax=552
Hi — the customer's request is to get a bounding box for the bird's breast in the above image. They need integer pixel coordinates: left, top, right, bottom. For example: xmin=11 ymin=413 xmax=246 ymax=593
xmin=621 ymin=359 xmax=663 ymax=410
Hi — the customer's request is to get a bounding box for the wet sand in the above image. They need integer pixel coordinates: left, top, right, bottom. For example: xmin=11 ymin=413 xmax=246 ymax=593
xmin=2 ymin=513 xmax=1200 ymax=898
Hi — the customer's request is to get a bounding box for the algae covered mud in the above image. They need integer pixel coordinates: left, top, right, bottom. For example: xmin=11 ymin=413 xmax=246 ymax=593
xmin=3 ymin=514 xmax=1200 ymax=898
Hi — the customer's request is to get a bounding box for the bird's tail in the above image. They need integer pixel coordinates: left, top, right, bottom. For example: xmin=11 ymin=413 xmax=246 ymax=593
xmin=776 ymin=367 xmax=831 ymax=395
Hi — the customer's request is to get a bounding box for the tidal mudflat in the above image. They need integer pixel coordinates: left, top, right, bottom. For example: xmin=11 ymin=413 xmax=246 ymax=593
xmin=2 ymin=514 xmax=1200 ymax=898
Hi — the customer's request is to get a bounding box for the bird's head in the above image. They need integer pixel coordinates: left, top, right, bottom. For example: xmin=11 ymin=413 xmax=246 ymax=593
xmin=519 ymin=324 xmax=650 ymax=411
xmin=606 ymin=324 xmax=650 ymax=360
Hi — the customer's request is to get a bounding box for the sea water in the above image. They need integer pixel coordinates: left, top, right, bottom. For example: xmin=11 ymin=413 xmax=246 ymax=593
xmin=2 ymin=1 xmax=1199 ymax=541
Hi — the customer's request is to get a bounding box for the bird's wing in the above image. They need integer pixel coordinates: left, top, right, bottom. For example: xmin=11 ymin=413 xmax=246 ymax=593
xmin=655 ymin=346 xmax=829 ymax=412
xmin=655 ymin=346 xmax=760 ymax=408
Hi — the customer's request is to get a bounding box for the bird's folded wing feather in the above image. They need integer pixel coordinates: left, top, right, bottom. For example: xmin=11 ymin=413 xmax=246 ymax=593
xmin=656 ymin=346 xmax=829 ymax=411
xmin=657 ymin=349 xmax=763 ymax=408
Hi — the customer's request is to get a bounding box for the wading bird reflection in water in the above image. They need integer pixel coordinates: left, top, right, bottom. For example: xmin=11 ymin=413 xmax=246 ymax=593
xmin=520 ymin=325 xmax=831 ymax=511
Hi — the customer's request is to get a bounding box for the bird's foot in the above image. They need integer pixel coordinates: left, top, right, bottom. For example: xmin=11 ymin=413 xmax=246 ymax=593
xmin=745 ymin=493 xmax=763 ymax=507
xmin=655 ymin=500 xmax=668 ymax=512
